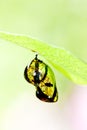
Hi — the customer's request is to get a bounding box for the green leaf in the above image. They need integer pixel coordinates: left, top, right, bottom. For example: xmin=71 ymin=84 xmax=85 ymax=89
xmin=0 ymin=32 xmax=87 ymax=85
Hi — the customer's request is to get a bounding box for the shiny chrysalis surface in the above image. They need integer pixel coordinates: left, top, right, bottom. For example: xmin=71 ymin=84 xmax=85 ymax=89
xmin=24 ymin=54 xmax=58 ymax=102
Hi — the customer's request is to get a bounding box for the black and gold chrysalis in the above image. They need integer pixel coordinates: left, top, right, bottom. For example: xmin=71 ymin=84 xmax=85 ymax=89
xmin=24 ymin=54 xmax=58 ymax=102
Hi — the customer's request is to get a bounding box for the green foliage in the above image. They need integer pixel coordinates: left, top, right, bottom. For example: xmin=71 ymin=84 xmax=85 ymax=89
xmin=0 ymin=32 xmax=87 ymax=84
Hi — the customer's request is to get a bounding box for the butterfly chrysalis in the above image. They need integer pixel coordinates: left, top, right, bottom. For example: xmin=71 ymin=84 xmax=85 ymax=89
xmin=24 ymin=54 xmax=58 ymax=102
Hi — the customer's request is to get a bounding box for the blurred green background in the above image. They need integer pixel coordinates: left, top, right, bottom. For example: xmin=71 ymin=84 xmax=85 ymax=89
xmin=0 ymin=0 xmax=87 ymax=130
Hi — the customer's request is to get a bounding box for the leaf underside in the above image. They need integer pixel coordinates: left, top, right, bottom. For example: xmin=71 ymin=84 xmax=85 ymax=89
xmin=0 ymin=32 xmax=87 ymax=85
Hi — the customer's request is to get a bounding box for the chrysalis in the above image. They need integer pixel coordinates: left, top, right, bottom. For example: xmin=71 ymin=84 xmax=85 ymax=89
xmin=24 ymin=54 xmax=58 ymax=102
